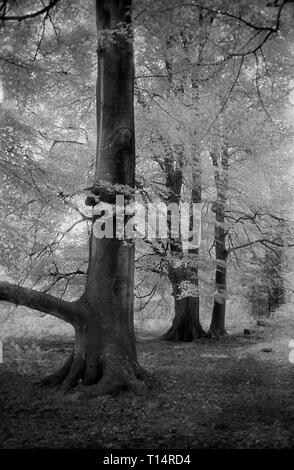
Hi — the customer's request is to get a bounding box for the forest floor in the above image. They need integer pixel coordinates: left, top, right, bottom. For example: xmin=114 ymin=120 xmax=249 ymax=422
xmin=1 ymin=311 xmax=294 ymax=449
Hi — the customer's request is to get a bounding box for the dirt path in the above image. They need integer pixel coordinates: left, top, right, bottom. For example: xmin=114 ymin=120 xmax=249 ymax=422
xmin=1 ymin=315 xmax=294 ymax=449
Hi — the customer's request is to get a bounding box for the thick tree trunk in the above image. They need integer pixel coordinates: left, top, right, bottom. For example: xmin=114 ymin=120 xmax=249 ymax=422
xmin=41 ymin=308 xmax=143 ymax=394
xmin=43 ymin=0 xmax=144 ymax=395
xmin=162 ymin=266 xmax=206 ymax=341
xmin=208 ymin=149 xmax=228 ymax=338
xmin=58 ymin=0 xmax=142 ymax=396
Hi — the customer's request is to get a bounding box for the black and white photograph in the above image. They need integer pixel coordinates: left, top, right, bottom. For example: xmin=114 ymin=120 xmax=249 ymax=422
xmin=1 ymin=0 xmax=294 ymax=456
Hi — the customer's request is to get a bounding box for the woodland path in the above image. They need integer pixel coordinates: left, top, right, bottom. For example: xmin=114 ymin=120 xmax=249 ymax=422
xmin=1 ymin=314 xmax=294 ymax=449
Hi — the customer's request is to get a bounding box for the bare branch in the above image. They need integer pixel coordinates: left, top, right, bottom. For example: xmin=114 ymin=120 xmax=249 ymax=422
xmin=0 ymin=0 xmax=60 ymax=22
xmin=228 ymin=237 xmax=293 ymax=253
xmin=254 ymin=51 xmax=275 ymax=124
xmin=57 ymin=191 xmax=91 ymax=221
xmin=204 ymin=56 xmax=244 ymax=136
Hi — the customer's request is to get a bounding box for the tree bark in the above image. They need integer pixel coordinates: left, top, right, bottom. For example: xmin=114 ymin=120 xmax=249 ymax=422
xmin=208 ymin=148 xmax=228 ymax=338
xmin=75 ymin=0 xmax=143 ymax=395
xmin=59 ymin=0 xmax=142 ymax=395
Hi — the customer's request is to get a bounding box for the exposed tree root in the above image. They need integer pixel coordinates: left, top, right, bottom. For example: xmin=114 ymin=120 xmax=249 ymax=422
xmin=133 ymin=361 xmax=153 ymax=384
xmin=39 ymin=349 xmax=149 ymax=399
xmin=79 ymin=356 xmax=147 ymax=399
xmin=83 ymin=353 xmax=102 ymax=386
xmin=61 ymin=354 xmax=86 ymax=392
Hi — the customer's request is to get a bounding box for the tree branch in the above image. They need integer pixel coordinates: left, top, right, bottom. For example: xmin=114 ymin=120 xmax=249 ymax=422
xmin=0 ymin=0 xmax=60 ymax=21
xmin=0 ymin=281 xmax=81 ymax=324
xmin=228 ymin=237 xmax=293 ymax=253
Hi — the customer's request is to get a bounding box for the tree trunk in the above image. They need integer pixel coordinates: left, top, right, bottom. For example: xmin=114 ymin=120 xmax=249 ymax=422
xmin=57 ymin=0 xmax=143 ymax=396
xmin=41 ymin=302 xmax=143 ymax=394
xmin=161 ymin=148 xmax=205 ymax=341
xmin=45 ymin=0 xmax=145 ymax=395
xmin=209 ymin=264 xmax=227 ymax=337
xmin=0 ymin=0 xmax=146 ymax=397
xmin=208 ymin=148 xmax=228 ymax=338
xmin=162 ymin=266 xmax=206 ymax=341
xmin=208 ymin=227 xmax=227 ymax=337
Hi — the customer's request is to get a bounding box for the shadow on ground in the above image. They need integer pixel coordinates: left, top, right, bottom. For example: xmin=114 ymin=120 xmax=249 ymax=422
xmin=1 ymin=318 xmax=294 ymax=448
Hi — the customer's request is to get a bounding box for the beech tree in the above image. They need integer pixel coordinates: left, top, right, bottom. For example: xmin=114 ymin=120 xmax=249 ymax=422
xmin=0 ymin=0 xmax=145 ymax=396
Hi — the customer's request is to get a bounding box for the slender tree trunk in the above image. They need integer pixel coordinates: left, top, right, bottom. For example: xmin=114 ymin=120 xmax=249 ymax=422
xmin=209 ymin=255 xmax=227 ymax=337
xmin=208 ymin=148 xmax=228 ymax=338
xmin=0 ymin=0 xmax=146 ymax=396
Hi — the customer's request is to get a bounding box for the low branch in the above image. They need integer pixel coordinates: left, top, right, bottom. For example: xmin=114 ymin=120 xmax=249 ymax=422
xmin=0 ymin=281 xmax=81 ymax=324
